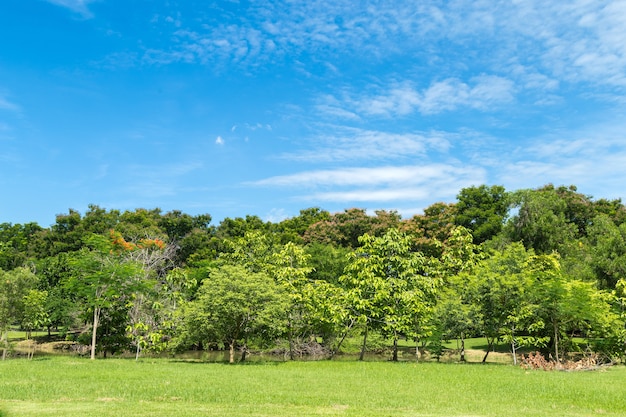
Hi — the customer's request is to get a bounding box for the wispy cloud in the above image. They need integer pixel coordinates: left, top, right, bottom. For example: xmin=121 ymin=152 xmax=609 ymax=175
xmin=252 ymin=164 xmax=485 ymax=205
xmin=45 ymin=0 xmax=96 ymax=19
xmin=0 ymin=95 xmax=20 ymax=112
xmin=330 ymin=76 xmax=516 ymax=118
xmin=279 ymin=126 xmax=451 ymax=163
xmin=497 ymin=125 xmax=626 ymax=198
xmin=254 ymin=164 xmax=480 ymax=187
xmin=134 ymin=1 xmax=626 ymax=98
xmin=121 ymin=161 xmax=204 ymax=198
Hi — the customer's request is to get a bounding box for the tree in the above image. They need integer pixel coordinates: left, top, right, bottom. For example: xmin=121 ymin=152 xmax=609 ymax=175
xmin=587 ymin=214 xmax=626 ymax=290
xmin=340 ymin=228 xmax=439 ymax=361
xmin=469 ymin=243 xmax=538 ymax=363
xmin=401 ymin=202 xmax=456 ymax=258
xmin=220 ymin=230 xmax=275 ymax=273
xmin=34 ymin=253 xmax=78 ymax=336
xmin=505 ymin=187 xmax=577 ymax=254
xmin=455 ymin=185 xmax=509 ymax=244
xmin=0 ymin=267 xmax=38 ymax=359
xmin=21 ymin=289 xmax=49 ymax=339
xmin=268 ymin=242 xmax=314 ymax=359
xmin=0 ymin=222 xmax=42 ymax=270
xmin=67 ymin=234 xmax=142 ymax=360
xmin=178 ymin=265 xmax=288 ymax=363
xmin=306 ymin=243 xmax=349 ymax=286
xmin=274 ymin=207 xmax=330 ymax=244
xmin=431 ymin=226 xmax=482 ymax=362
xmin=528 ymin=253 xmax=618 ymax=362
xmin=304 ymin=208 xmax=398 ymax=248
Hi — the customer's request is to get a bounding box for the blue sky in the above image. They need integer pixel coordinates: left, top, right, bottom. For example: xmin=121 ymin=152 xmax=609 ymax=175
xmin=2 ymin=1 xmax=626 ymax=227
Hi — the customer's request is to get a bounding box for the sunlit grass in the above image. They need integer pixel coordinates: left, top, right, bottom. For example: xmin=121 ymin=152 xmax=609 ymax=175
xmin=1 ymin=356 xmax=624 ymax=416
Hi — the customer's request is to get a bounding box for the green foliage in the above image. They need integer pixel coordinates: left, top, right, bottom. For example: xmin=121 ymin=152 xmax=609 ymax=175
xmin=506 ymin=187 xmax=578 ymax=254
xmin=2 ymin=182 xmax=626 ymax=362
xmin=177 ymin=265 xmax=289 ymax=362
xmin=21 ymin=289 xmax=49 ymax=338
xmin=305 ymin=243 xmax=349 ymax=285
xmin=341 ymin=228 xmax=440 ymax=360
xmin=455 ymin=184 xmax=509 ymax=244
xmin=0 ymin=222 xmax=42 ymax=270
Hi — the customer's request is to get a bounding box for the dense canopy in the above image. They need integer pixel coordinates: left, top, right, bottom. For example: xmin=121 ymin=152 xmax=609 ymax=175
xmin=1 ymin=184 xmax=625 ymax=363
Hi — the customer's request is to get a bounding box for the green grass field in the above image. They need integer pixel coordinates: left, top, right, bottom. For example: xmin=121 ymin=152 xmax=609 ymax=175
xmin=1 ymin=356 xmax=625 ymax=417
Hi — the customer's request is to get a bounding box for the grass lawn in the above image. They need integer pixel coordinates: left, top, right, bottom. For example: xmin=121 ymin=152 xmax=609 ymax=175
xmin=1 ymin=356 xmax=625 ymax=417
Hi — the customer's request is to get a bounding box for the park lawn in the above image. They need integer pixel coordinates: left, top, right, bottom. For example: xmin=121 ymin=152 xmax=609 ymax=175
xmin=1 ymin=356 xmax=625 ymax=417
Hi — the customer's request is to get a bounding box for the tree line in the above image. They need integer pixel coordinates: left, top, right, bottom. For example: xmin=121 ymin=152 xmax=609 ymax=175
xmin=1 ymin=184 xmax=625 ymax=363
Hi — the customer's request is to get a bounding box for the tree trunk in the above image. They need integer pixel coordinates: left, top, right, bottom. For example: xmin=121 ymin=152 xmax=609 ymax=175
xmin=482 ymin=337 xmax=494 ymax=363
xmin=229 ymin=340 xmax=235 ymax=364
xmin=329 ymin=319 xmax=354 ymax=360
xmin=460 ymin=333 xmax=466 ymax=362
xmin=1 ymin=330 xmax=8 ymax=361
xmin=288 ymin=319 xmax=295 ymax=360
xmin=510 ymin=327 xmax=517 ymax=365
xmin=415 ymin=336 xmax=420 ymax=362
xmin=553 ymin=320 xmax=560 ymax=363
xmin=359 ymin=323 xmax=368 ymax=361
xmin=391 ymin=332 xmax=398 ymax=362
xmin=135 ymin=342 xmax=141 ymax=361
xmin=90 ymin=306 xmax=100 ymax=360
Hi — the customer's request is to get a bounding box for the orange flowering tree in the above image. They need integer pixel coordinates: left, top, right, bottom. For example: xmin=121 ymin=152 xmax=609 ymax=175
xmin=108 ymin=230 xmax=181 ymax=359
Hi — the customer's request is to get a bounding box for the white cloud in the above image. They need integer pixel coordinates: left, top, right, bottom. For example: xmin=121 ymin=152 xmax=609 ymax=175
xmin=279 ymin=127 xmax=451 ymax=163
xmin=215 ymin=136 xmax=225 ymax=145
xmin=45 ymin=0 xmax=95 ymax=19
xmin=254 ymin=164 xmax=482 ymax=187
xmin=323 ymin=76 xmax=516 ymax=119
xmin=485 ymin=121 xmax=626 ymax=200
xmin=136 ymin=1 xmax=626 ymax=100
xmin=0 ymin=95 xmax=20 ymax=112
xmin=251 ymin=163 xmax=486 ymax=207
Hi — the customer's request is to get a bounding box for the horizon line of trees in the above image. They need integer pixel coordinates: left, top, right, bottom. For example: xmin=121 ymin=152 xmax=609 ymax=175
xmin=1 ymin=183 xmax=625 ymax=363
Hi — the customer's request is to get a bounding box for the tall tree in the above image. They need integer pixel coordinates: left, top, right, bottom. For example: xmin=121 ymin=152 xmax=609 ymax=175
xmin=586 ymin=215 xmax=626 ymax=290
xmin=67 ymin=234 xmax=142 ymax=359
xmin=178 ymin=265 xmax=288 ymax=363
xmin=401 ymin=202 xmax=456 ymax=258
xmin=469 ymin=243 xmax=538 ymax=362
xmin=268 ymin=242 xmax=314 ymax=359
xmin=341 ymin=228 xmax=439 ymax=361
xmin=455 ymin=185 xmax=509 ymax=244
xmin=505 ymin=187 xmax=577 ymax=254
xmin=0 ymin=267 xmax=38 ymax=359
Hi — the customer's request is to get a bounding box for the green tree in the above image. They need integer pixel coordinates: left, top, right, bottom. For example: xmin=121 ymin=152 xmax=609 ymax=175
xmin=0 ymin=267 xmax=38 ymax=359
xmin=528 ymin=253 xmax=618 ymax=362
xmin=178 ymin=265 xmax=288 ymax=363
xmin=587 ymin=214 xmax=626 ymax=290
xmin=268 ymin=242 xmax=314 ymax=359
xmin=67 ymin=234 xmax=142 ymax=360
xmin=505 ymin=187 xmax=577 ymax=254
xmin=274 ymin=207 xmax=330 ymax=244
xmin=431 ymin=226 xmax=482 ymax=362
xmin=21 ymin=289 xmax=49 ymax=339
xmin=455 ymin=185 xmax=509 ymax=244
xmin=469 ymin=243 xmax=538 ymax=362
xmin=306 ymin=242 xmax=349 ymax=285
xmin=0 ymin=222 xmax=42 ymax=270
xmin=341 ymin=228 xmax=439 ymax=361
